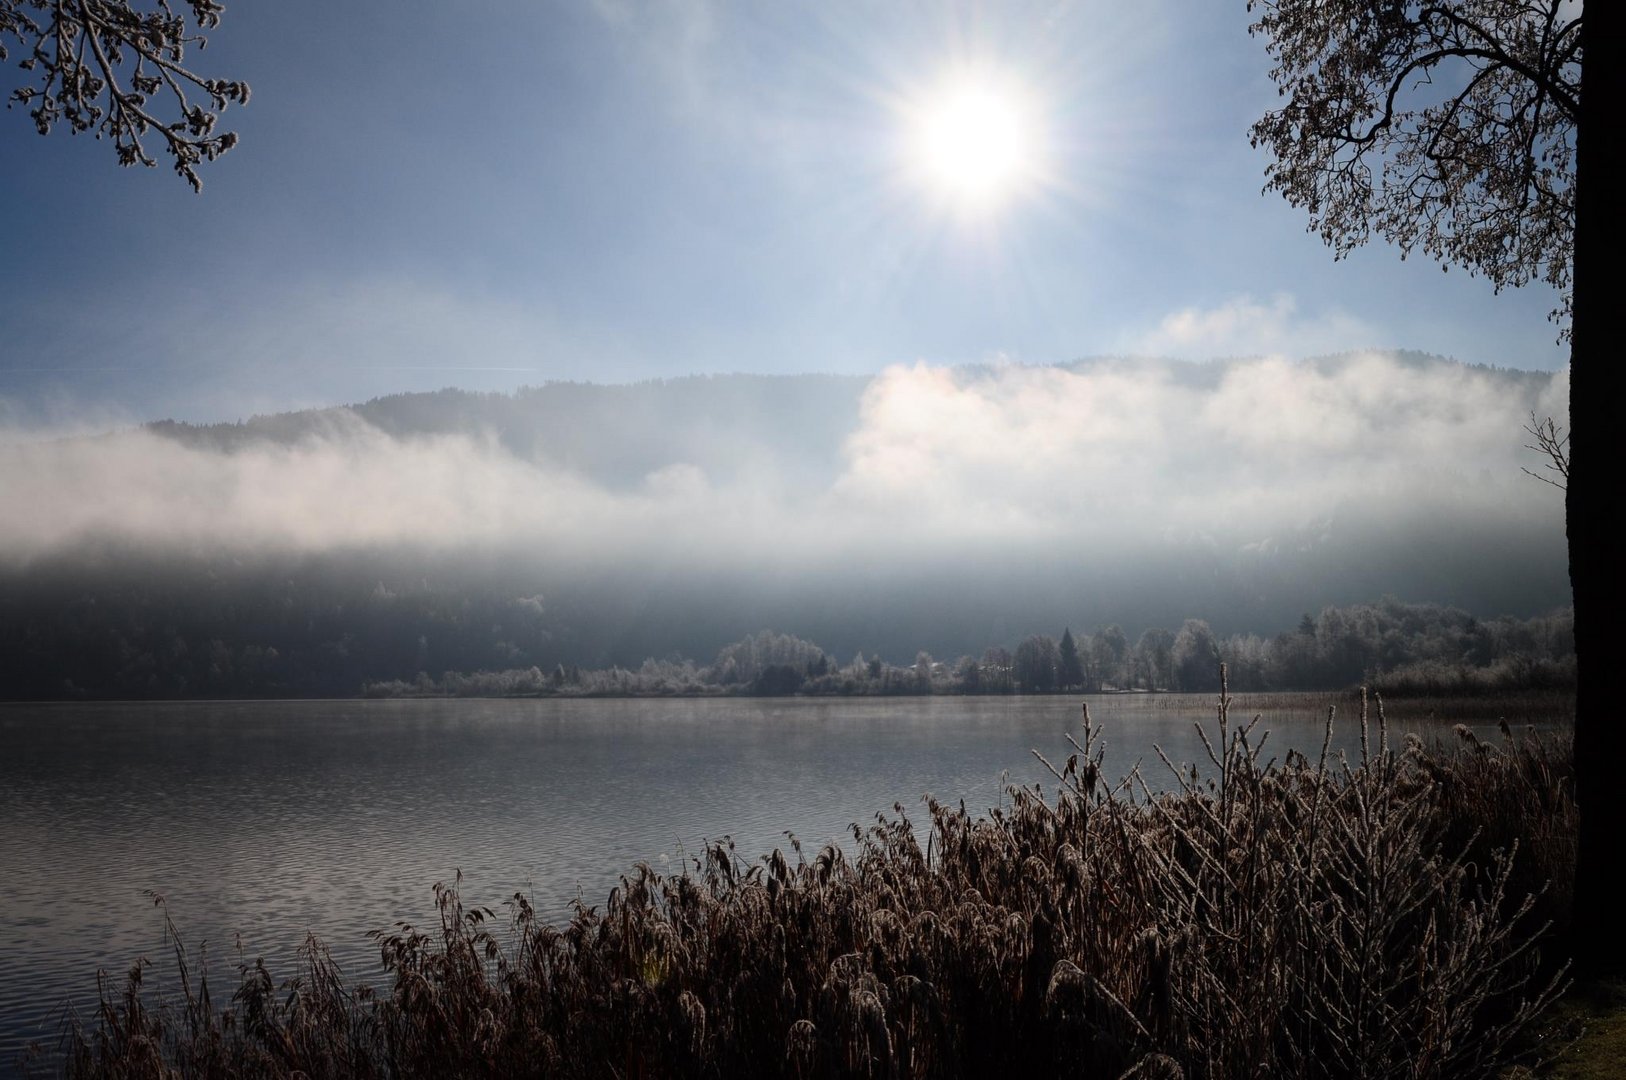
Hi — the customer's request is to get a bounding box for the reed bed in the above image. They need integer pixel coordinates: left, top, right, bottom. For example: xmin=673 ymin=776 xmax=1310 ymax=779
xmin=61 ymin=676 xmax=1574 ymax=1078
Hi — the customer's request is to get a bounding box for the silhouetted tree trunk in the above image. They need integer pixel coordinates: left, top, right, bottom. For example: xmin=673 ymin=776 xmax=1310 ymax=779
xmin=1249 ymin=0 xmax=1598 ymax=964
xmin=1567 ymin=6 xmax=1623 ymax=977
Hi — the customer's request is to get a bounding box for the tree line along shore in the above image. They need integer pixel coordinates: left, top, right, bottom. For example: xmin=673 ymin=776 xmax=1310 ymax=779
xmin=364 ymin=599 xmax=1575 ymax=702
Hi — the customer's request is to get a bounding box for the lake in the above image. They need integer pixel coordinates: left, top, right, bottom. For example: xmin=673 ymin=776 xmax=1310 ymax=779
xmin=0 ymin=692 xmax=1560 ymax=1069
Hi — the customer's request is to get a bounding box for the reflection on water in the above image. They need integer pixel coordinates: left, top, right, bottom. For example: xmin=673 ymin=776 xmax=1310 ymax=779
xmin=0 ymin=693 xmax=1549 ymax=1066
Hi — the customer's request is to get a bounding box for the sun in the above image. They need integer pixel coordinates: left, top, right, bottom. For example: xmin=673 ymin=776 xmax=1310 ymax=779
xmin=905 ymin=69 xmax=1046 ymax=214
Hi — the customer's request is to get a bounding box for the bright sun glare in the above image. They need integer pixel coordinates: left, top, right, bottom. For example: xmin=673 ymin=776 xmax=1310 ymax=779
xmin=908 ymin=71 xmax=1044 ymax=214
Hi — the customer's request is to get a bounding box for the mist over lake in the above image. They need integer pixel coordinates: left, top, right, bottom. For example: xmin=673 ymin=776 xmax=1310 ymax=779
xmin=0 ymin=357 xmax=1571 ymax=699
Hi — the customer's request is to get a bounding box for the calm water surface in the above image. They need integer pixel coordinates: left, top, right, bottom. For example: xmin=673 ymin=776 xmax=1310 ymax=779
xmin=0 ymin=694 xmax=1527 ymax=1068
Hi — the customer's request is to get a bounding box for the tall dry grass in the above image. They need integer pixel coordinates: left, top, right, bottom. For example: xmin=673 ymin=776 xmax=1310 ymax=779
xmin=61 ymin=675 xmax=1573 ymax=1078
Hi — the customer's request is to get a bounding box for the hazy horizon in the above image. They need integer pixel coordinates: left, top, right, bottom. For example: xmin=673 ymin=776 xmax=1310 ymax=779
xmin=0 ymin=352 xmax=1571 ymax=682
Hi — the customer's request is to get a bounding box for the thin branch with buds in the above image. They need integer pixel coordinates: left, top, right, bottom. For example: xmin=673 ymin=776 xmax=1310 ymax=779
xmin=1522 ymin=411 xmax=1570 ymax=490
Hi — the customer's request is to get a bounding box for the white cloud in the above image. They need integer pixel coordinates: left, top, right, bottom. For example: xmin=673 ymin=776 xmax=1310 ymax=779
xmin=0 ymin=356 xmax=1565 ymax=568
xmin=833 ymin=355 xmax=1563 ymax=537
xmin=1128 ymin=293 xmax=1380 ymax=360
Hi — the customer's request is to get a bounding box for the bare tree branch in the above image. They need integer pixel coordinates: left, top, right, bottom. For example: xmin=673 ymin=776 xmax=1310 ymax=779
xmin=2 ymin=0 xmax=248 ymax=190
xmin=1521 ymin=411 xmax=1569 ymax=490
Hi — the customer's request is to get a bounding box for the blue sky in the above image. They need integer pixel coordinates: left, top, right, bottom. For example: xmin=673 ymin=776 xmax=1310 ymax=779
xmin=0 ymin=0 xmax=1568 ymax=427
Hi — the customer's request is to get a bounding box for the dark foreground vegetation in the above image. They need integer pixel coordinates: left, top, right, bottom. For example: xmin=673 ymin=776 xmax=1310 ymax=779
xmin=57 ymin=683 xmax=1576 ymax=1078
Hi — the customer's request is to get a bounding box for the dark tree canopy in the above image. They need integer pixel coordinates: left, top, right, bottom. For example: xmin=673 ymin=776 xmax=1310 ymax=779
xmin=1 ymin=0 xmax=248 ymax=190
xmin=1249 ymin=0 xmax=1579 ymax=330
